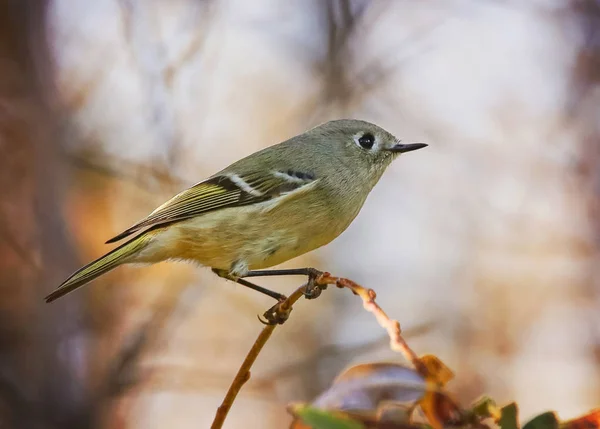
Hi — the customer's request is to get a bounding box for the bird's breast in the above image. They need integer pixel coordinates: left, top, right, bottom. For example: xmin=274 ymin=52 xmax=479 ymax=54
xmin=152 ymin=184 xmax=364 ymax=271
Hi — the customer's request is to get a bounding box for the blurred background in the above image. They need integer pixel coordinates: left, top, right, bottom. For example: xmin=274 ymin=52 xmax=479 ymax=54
xmin=1 ymin=0 xmax=599 ymax=428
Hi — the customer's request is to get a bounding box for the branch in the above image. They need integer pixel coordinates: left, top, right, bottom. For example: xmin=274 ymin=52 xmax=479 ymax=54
xmin=210 ymin=283 xmax=314 ymax=429
xmin=316 ymin=273 xmax=428 ymax=377
xmin=211 ymin=271 xmax=428 ymax=429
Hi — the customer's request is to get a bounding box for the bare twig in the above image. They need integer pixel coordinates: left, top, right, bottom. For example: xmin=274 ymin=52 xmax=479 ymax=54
xmin=211 ymin=325 xmax=275 ymax=429
xmin=315 ymin=273 xmax=428 ymax=377
xmin=210 ymin=283 xmax=315 ymax=429
xmin=211 ymin=271 xmax=430 ymax=429
xmin=263 ymin=321 xmax=435 ymax=383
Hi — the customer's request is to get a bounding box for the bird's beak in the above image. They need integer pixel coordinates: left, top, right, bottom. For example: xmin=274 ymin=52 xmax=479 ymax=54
xmin=387 ymin=142 xmax=428 ymax=153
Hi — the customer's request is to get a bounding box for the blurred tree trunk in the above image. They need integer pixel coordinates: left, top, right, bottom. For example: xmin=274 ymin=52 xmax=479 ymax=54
xmin=0 ymin=0 xmax=90 ymax=427
xmin=571 ymin=0 xmax=600 ymax=399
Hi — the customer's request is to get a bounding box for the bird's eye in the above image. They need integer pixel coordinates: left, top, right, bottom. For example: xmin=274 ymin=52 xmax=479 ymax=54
xmin=358 ymin=133 xmax=375 ymax=149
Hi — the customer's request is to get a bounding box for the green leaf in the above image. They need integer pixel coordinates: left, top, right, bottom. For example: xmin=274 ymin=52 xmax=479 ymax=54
xmin=293 ymin=406 xmax=366 ymax=429
xmin=499 ymin=403 xmax=520 ymax=429
xmin=470 ymin=396 xmax=501 ymax=421
xmin=523 ymin=412 xmax=559 ymax=429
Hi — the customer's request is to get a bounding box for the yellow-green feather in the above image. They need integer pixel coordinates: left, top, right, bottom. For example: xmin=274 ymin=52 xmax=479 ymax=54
xmin=45 ymin=233 xmax=153 ymax=302
xmin=104 ymin=172 xmax=313 ymax=244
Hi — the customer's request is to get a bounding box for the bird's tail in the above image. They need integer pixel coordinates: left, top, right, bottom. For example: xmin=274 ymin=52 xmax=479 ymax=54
xmin=45 ymin=233 xmax=154 ymax=303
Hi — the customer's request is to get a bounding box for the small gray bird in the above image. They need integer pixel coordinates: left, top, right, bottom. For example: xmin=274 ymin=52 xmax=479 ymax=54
xmin=45 ymin=119 xmax=426 ymax=304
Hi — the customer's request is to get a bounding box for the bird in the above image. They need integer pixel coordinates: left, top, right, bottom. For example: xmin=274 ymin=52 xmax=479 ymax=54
xmin=45 ymin=119 xmax=427 ymax=306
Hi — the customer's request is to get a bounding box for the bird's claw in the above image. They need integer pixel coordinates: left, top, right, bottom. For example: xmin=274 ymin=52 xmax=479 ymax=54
xmin=259 ymin=299 xmax=291 ymax=325
xmin=302 ymin=270 xmax=327 ymax=299
xmin=256 ymin=268 xmax=328 ymax=324
xmin=302 ymin=281 xmax=327 ymax=299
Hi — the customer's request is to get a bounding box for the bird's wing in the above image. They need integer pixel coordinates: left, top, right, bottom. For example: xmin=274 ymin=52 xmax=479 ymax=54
xmin=105 ymin=169 xmax=317 ymax=243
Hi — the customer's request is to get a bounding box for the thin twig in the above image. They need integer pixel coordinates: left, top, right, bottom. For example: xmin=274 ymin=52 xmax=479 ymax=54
xmin=210 ymin=283 xmax=313 ymax=429
xmin=262 ymin=321 xmax=435 ymax=383
xmin=315 ymin=273 xmax=428 ymax=377
xmin=211 ymin=325 xmax=275 ymax=429
xmin=211 ymin=272 xmax=428 ymax=429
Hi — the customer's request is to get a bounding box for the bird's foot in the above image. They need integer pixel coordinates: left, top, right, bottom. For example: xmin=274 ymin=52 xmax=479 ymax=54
xmin=259 ymin=296 xmax=291 ymax=325
xmin=302 ymin=268 xmax=327 ymax=299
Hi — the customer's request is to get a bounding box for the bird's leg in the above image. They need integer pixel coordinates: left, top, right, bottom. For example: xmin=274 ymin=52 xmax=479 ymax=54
xmin=214 ymin=267 xmax=327 ymax=324
xmin=212 ymin=268 xmax=287 ymax=302
xmin=241 ymin=268 xmax=322 ymax=278
xmin=241 ymin=268 xmax=326 ymax=299
xmin=237 ymin=278 xmax=288 ymax=301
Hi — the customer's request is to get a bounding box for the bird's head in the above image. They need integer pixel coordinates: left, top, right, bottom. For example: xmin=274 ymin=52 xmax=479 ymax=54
xmin=308 ymin=119 xmax=427 ymax=184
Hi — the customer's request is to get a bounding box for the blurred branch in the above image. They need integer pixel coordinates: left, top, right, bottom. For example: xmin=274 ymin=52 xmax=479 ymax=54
xmin=307 ymin=0 xmax=372 ymax=120
xmin=117 ymin=0 xmax=180 ymax=167
xmin=0 ymin=223 xmax=40 ymax=269
xmin=566 ymin=0 xmax=600 ymax=114
xmin=65 ymin=149 xmax=186 ymax=192
xmin=103 ymin=318 xmax=155 ymax=399
xmin=92 ymin=281 xmax=203 ymax=427
xmin=302 ymin=0 xmax=440 ymax=125
xmin=567 ymin=0 xmax=600 ymax=403
xmin=164 ymin=0 xmax=217 ymax=86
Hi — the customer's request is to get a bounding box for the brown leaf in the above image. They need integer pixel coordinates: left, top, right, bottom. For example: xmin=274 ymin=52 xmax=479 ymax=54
xmin=419 ymin=355 xmax=454 ymax=386
xmin=418 ymin=391 xmax=462 ymax=429
xmin=312 ymin=362 xmax=427 ymax=411
xmin=561 ymin=409 xmax=600 ymax=429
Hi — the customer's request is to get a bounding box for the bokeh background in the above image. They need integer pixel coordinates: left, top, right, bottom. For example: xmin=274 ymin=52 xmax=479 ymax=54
xmin=1 ymin=0 xmax=599 ymax=428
